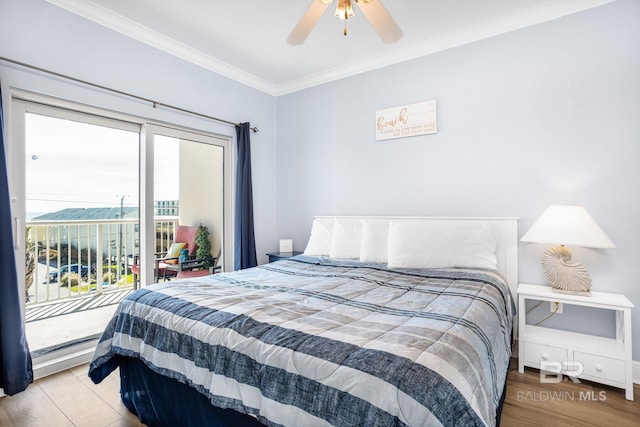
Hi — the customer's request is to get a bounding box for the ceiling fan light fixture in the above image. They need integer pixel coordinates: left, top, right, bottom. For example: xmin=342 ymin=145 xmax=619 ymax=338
xmin=287 ymin=0 xmax=402 ymax=45
xmin=334 ymin=0 xmax=355 ymax=20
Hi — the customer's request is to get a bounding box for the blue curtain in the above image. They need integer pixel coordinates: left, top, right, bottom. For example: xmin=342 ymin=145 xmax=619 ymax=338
xmin=0 ymin=83 xmax=33 ymax=394
xmin=234 ymin=123 xmax=257 ymax=270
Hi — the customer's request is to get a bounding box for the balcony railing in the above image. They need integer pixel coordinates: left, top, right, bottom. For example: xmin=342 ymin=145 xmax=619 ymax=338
xmin=25 ymin=217 xmax=178 ymax=305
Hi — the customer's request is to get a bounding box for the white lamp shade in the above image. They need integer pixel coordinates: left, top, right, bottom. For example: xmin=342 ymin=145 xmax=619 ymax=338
xmin=521 ymin=205 xmax=615 ymax=249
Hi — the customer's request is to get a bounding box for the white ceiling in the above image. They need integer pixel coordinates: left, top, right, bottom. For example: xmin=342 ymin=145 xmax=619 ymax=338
xmin=46 ymin=0 xmax=614 ymax=96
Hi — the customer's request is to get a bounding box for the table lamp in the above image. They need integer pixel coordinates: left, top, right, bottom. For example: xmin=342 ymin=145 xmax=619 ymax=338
xmin=520 ymin=205 xmax=615 ymax=296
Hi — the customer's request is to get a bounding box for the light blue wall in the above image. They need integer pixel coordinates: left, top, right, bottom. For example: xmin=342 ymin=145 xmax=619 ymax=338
xmin=277 ymin=0 xmax=640 ymax=359
xmin=0 ymin=0 xmax=278 ymax=265
xmin=3 ymin=0 xmax=640 ymax=361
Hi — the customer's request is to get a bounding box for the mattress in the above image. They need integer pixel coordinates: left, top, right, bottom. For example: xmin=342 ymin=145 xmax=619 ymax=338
xmin=89 ymin=256 xmax=514 ymax=426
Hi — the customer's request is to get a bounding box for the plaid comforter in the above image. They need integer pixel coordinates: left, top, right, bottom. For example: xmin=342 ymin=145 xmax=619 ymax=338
xmin=89 ymin=256 xmax=514 ymax=426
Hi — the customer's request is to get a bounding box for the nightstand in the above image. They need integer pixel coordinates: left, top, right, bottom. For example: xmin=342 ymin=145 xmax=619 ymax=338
xmin=266 ymin=251 xmax=303 ymax=263
xmin=517 ymin=283 xmax=634 ymax=400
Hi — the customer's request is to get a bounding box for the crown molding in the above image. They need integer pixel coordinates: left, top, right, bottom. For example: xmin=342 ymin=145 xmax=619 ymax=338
xmin=274 ymin=0 xmax=615 ymax=95
xmin=47 ymin=0 xmax=615 ymax=97
xmin=45 ymin=0 xmax=278 ymax=96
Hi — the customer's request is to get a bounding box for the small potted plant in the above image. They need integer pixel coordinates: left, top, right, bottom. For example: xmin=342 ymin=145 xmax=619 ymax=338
xmin=195 ymin=224 xmax=213 ymax=269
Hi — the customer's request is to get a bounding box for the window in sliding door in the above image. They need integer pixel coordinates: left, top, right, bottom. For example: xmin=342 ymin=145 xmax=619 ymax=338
xmin=10 ymin=98 xmax=232 ymax=375
xmin=11 ymin=100 xmax=140 ymax=359
xmin=138 ymin=125 xmax=229 ymax=286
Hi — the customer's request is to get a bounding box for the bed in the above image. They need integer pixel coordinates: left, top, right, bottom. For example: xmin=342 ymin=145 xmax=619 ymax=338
xmin=89 ymin=216 xmax=518 ymax=427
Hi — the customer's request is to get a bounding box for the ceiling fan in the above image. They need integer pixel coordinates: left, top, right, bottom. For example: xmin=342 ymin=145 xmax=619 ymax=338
xmin=287 ymin=0 xmax=403 ymax=45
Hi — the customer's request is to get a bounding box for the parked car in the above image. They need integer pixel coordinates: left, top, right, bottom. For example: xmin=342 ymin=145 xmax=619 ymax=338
xmin=47 ymin=264 xmax=94 ymax=283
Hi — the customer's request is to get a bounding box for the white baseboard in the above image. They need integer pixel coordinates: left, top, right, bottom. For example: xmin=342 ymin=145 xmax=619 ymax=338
xmin=31 ymin=339 xmax=98 ymax=381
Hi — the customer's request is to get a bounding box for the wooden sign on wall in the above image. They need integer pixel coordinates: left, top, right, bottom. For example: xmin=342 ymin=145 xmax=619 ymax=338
xmin=375 ymin=100 xmax=437 ymax=141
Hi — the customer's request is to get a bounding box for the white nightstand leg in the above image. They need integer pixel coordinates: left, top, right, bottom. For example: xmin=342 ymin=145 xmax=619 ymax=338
xmin=616 ymin=310 xmax=623 ymax=343
xmin=518 ymin=295 xmax=525 ymax=374
xmin=624 ymin=308 xmax=633 ymax=401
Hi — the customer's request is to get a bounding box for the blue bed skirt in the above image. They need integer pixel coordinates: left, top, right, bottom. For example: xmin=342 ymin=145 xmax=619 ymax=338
xmin=119 ymin=357 xmax=266 ymax=427
xmin=117 ymin=356 xmax=508 ymax=427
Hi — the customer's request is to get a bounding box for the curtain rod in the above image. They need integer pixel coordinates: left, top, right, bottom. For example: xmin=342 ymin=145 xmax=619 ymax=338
xmin=0 ymin=56 xmax=258 ymax=133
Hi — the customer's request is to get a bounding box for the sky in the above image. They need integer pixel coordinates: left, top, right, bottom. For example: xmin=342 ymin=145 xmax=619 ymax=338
xmin=25 ymin=113 xmax=178 ymax=216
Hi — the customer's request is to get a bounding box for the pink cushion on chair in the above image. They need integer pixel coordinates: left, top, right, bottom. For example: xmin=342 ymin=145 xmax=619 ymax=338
xmin=131 ymin=225 xmax=200 ymax=280
xmin=174 ymin=225 xmax=199 ymax=257
xmin=176 ymin=269 xmax=211 ymax=279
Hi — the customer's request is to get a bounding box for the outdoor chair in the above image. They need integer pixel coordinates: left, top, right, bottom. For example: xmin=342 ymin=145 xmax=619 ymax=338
xmin=131 ymin=224 xmax=200 ymax=283
xmin=175 ymin=248 xmax=221 ymax=279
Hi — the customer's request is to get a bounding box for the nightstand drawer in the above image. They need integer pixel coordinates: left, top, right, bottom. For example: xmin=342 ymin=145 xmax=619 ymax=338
xmin=574 ymin=351 xmax=626 ymax=384
xmin=524 ymin=342 xmax=568 ymax=367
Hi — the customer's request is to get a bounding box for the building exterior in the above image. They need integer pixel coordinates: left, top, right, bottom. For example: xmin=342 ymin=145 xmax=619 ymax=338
xmin=155 ymin=200 xmax=179 ymax=217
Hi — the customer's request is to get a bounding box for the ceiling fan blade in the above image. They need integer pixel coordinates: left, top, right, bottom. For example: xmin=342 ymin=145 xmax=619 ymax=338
xmin=287 ymin=0 xmax=333 ymax=45
xmin=355 ymin=0 xmax=403 ymax=43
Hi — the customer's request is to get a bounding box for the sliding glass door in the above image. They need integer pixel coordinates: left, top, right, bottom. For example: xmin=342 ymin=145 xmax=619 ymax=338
xmin=9 ymin=96 xmax=231 ymax=374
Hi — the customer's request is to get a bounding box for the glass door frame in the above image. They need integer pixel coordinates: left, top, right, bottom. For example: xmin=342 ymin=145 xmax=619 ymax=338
xmin=8 ymin=92 xmax=233 ymax=372
xmin=9 ymin=96 xmax=142 ymax=308
xmin=140 ymin=124 xmax=232 ymax=286
xmin=10 ymin=94 xmax=233 ymax=294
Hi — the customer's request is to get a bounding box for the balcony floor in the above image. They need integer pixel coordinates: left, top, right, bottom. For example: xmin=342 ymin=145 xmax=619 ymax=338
xmin=25 ymin=290 xmax=131 ymax=354
xmin=25 ymin=289 xmax=132 ymax=323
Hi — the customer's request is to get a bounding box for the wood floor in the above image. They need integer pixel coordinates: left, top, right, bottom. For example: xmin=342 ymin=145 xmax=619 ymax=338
xmin=0 ymin=364 xmax=144 ymax=427
xmin=1 ymin=359 xmax=639 ymax=426
xmin=501 ymin=359 xmax=640 ymax=426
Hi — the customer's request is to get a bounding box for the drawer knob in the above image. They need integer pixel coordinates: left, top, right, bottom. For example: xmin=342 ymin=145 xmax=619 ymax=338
xmin=595 ymin=364 xmax=603 ymax=372
xmin=541 ymin=352 xmax=549 ymax=360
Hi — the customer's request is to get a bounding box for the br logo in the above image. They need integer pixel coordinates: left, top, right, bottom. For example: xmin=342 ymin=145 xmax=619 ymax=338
xmin=540 ymin=361 xmax=583 ymax=383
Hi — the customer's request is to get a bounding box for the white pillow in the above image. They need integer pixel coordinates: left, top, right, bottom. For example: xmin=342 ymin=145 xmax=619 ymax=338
xmin=387 ymin=220 xmax=497 ymax=270
xmin=303 ymin=219 xmax=334 ymax=256
xmin=359 ymin=219 xmax=390 ymax=263
xmin=329 ymin=218 xmax=363 ymax=259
